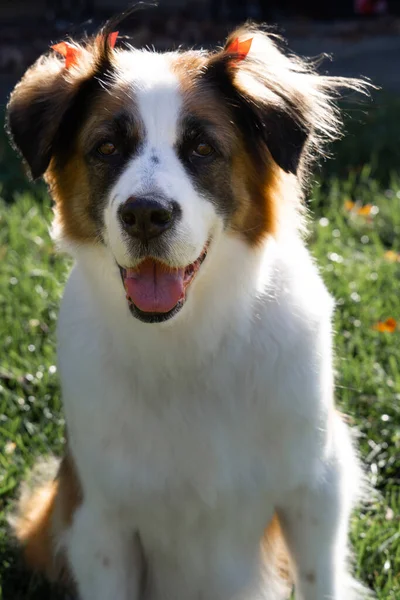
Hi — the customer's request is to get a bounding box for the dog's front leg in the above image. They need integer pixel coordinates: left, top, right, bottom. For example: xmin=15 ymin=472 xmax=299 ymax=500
xmin=66 ymin=502 xmax=142 ymax=600
xmin=277 ymin=416 xmax=363 ymax=600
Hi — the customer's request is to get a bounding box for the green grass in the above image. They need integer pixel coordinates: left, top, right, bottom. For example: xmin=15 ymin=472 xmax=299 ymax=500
xmin=0 ymin=100 xmax=400 ymax=598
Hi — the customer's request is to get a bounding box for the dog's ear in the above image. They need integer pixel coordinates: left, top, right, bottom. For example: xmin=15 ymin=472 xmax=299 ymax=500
xmin=204 ymin=29 xmax=311 ymax=175
xmin=6 ymin=45 xmax=96 ymax=180
xmin=205 ymin=27 xmax=363 ymax=177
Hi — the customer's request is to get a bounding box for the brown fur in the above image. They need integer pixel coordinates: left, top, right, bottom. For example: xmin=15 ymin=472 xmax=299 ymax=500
xmin=6 ymin=44 xmax=97 ymax=180
xmin=48 ymin=154 xmax=98 ymax=243
xmin=172 ymin=51 xmax=233 ymax=145
xmin=13 ymin=453 xmax=82 ymax=583
xmin=47 ymin=82 xmax=142 ymax=244
xmin=262 ymin=514 xmax=291 ymax=585
xmin=230 ymin=146 xmax=281 ymax=243
xmin=174 ymin=53 xmax=282 ymax=244
xmin=13 ymin=479 xmax=57 ymax=576
xmin=171 ymin=25 xmax=367 ymax=245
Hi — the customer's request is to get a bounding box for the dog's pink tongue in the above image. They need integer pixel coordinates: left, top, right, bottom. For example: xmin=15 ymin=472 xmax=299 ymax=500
xmin=124 ymin=259 xmax=185 ymax=313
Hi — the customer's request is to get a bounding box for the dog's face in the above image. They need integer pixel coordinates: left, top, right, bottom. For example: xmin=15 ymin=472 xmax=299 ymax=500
xmin=101 ymin=51 xmax=242 ymax=323
xmin=7 ymin=20 xmax=348 ymax=323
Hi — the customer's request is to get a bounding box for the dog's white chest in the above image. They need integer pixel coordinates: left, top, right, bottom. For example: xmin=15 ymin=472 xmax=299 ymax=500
xmin=65 ymin=358 xmax=276 ymax=599
xmin=75 ymin=361 xmax=274 ymax=509
xmin=60 ymin=268 xmax=321 ymax=515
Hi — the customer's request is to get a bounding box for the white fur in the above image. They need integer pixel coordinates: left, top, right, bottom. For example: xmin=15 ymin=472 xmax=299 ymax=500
xmin=56 ymin=51 xmax=368 ymax=600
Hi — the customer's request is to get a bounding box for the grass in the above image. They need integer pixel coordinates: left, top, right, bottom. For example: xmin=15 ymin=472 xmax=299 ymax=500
xmin=0 ymin=98 xmax=400 ymax=599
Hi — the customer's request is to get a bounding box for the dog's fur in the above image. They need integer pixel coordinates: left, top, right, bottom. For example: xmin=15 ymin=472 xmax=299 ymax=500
xmin=7 ymin=11 xmax=370 ymax=600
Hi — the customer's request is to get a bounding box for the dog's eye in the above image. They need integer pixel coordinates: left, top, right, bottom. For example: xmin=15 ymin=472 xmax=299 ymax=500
xmin=97 ymin=141 xmax=118 ymax=157
xmin=192 ymin=141 xmax=214 ymax=158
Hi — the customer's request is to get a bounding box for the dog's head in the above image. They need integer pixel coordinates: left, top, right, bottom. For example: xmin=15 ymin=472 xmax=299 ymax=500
xmin=6 ymin=15 xmax=363 ymax=324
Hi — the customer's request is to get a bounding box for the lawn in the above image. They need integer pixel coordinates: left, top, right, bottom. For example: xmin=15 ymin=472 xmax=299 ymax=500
xmin=0 ymin=97 xmax=399 ymax=599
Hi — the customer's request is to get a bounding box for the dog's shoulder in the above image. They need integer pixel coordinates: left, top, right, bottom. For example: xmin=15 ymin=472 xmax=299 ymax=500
xmin=256 ymin=237 xmax=334 ymax=338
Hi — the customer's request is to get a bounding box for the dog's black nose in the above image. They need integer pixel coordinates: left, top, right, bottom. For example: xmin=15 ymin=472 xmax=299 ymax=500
xmin=119 ymin=196 xmax=176 ymax=241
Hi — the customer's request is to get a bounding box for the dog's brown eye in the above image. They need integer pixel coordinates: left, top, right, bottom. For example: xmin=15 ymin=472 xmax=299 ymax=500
xmin=97 ymin=141 xmax=117 ymax=156
xmin=193 ymin=142 xmax=214 ymax=158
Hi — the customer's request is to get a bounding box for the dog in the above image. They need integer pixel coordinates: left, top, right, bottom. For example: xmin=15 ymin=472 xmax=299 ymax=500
xmin=7 ymin=9 xmax=370 ymax=600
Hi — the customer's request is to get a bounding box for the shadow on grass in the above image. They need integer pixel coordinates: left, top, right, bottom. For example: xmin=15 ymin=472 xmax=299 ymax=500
xmin=0 ymin=541 xmax=69 ymax=600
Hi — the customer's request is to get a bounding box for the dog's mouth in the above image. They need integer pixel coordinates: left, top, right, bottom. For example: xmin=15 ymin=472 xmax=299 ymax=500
xmin=119 ymin=243 xmax=209 ymax=323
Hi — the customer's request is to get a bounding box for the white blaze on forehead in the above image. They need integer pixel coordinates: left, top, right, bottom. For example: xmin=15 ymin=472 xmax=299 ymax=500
xmin=117 ymin=50 xmax=182 ymax=146
xmin=106 ymin=50 xmax=217 ymax=270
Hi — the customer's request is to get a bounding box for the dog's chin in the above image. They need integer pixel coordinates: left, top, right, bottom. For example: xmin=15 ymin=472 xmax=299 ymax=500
xmin=118 ymin=242 xmax=209 ymax=324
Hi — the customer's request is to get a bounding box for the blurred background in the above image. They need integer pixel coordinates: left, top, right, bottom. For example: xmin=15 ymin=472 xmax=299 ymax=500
xmin=1 ymin=0 xmax=400 ymax=98
xmin=1 ymin=0 xmax=400 ymax=196
xmin=1 ymin=2 xmax=400 ymax=600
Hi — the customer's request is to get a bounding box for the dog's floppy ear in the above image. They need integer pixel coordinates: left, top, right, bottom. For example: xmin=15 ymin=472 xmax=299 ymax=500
xmin=6 ymin=11 xmax=132 ymax=181
xmin=6 ymin=45 xmax=96 ymax=180
xmin=205 ymin=26 xmax=364 ymax=178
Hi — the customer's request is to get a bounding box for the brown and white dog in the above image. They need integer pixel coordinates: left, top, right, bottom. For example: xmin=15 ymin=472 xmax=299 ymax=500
xmin=7 ymin=9 xmax=369 ymax=600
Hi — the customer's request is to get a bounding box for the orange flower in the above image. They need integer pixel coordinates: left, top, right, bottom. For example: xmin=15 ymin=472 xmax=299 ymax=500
xmin=344 ymin=200 xmax=377 ymax=217
xmin=344 ymin=199 xmax=355 ymax=211
xmin=384 ymin=250 xmax=400 ymax=263
xmin=373 ymin=317 xmax=397 ymax=333
xmin=357 ymin=204 xmax=373 ymax=216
